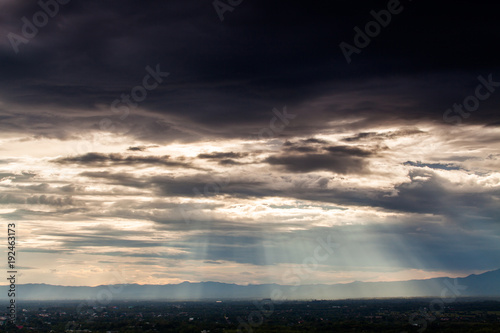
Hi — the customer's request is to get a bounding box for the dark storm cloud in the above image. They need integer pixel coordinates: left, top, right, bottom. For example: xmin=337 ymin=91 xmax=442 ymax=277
xmin=265 ymin=153 xmax=369 ymax=174
xmin=197 ymin=151 xmax=249 ymax=166
xmin=79 ymin=171 xmax=149 ymax=189
xmin=265 ymin=144 xmax=376 ymax=174
xmin=78 ymin=169 xmax=278 ymax=202
xmin=342 ymin=132 xmax=376 ymax=142
xmin=218 ymin=159 xmax=242 ymax=166
xmin=128 ymin=146 xmax=147 ymax=152
xmin=301 ymin=138 xmax=329 ymax=145
xmin=151 ymin=175 xmax=268 ymax=199
xmin=283 ymin=139 xmax=380 ymax=156
xmin=324 ymin=145 xmax=374 ymax=157
xmin=282 ymin=143 xmax=320 ymax=153
xmin=197 ymin=152 xmax=248 ymax=160
xmin=53 ymin=152 xmax=199 ymax=169
xmin=342 ymin=128 xmax=425 ymax=142
xmin=1 ymin=0 xmax=499 ymax=143
xmin=127 ymin=145 xmax=159 ymax=152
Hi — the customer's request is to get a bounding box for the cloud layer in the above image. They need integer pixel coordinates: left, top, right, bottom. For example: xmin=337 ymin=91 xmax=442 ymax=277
xmin=0 ymin=0 xmax=499 ymax=287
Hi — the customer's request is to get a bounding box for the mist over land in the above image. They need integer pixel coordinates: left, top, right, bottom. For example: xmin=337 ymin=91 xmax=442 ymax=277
xmin=4 ymin=269 xmax=499 ymax=301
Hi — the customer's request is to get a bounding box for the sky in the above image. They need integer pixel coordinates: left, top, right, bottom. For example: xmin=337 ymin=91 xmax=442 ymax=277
xmin=0 ymin=0 xmax=500 ymax=288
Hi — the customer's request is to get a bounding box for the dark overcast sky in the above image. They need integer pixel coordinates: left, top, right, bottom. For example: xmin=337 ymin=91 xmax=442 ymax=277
xmin=0 ymin=0 xmax=500 ymax=287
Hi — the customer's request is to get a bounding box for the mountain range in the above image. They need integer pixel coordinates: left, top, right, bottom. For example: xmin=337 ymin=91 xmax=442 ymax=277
xmin=4 ymin=269 xmax=499 ymax=301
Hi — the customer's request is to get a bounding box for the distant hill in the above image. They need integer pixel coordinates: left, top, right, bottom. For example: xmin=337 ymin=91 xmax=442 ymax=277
xmin=3 ymin=269 xmax=499 ymax=301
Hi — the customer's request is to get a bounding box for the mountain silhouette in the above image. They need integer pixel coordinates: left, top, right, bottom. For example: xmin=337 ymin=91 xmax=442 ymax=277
xmin=5 ymin=269 xmax=499 ymax=301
